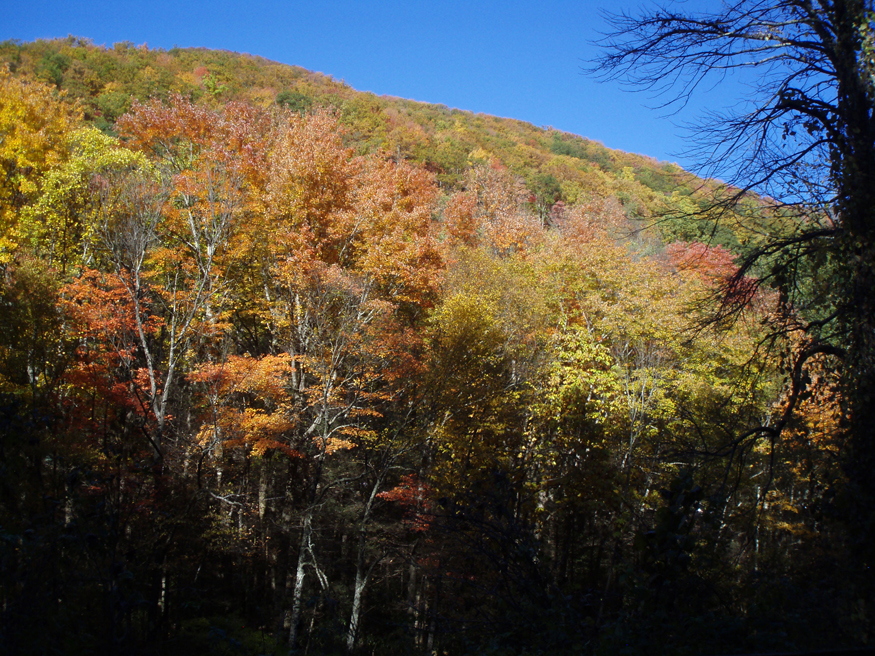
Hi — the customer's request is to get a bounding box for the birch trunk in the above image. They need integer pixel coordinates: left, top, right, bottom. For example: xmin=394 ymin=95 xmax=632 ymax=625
xmin=287 ymin=510 xmax=312 ymax=649
xmin=346 ymin=477 xmax=382 ymax=652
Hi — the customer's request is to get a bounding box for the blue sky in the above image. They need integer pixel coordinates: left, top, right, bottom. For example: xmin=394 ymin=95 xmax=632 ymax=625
xmin=4 ymin=0 xmax=742 ymax=173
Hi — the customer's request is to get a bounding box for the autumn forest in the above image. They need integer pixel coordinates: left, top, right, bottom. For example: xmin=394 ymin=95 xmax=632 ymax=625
xmin=0 ymin=37 xmax=870 ymax=655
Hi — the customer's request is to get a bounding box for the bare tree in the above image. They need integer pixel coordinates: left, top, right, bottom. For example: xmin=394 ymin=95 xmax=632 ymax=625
xmin=593 ymin=0 xmax=875 ymax=552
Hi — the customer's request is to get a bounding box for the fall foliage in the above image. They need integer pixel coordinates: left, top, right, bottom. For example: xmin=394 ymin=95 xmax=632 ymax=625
xmin=0 ymin=42 xmax=863 ymax=656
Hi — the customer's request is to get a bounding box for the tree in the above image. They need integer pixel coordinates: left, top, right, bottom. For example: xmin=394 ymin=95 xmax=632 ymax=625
xmin=0 ymin=67 xmax=80 ymax=261
xmin=23 ymin=127 xmax=149 ymax=272
xmin=594 ymin=0 xmax=875 ymax=562
xmin=88 ymin=94 xmax=268 ymax=461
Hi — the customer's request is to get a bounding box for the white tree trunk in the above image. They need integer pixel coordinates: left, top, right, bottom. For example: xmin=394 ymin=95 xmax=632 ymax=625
xmin=287 ymin=510 xmax=312 ymax=649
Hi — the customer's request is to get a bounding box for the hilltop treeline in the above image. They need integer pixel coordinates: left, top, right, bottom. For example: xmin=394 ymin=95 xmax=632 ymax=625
xmin=1 ymin=37 xmax=778 ymax=248
xmin=0 ymin=42 xmax=865 ymax=655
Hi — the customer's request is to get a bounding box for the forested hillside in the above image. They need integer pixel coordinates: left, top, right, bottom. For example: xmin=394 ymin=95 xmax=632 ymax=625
xmin=0 ymin=39 xmax=865 ymax=655
xmin=0 ymin=36 xmax=775 ymax=249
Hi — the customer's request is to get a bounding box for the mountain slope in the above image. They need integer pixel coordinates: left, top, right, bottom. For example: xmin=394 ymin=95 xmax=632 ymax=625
xmin=0 ymin=42 xmax=708 ymax=206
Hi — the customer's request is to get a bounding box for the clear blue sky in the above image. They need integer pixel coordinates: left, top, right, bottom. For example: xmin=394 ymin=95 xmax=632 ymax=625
xmin=4 ymin=0 xmax=741 ymax=173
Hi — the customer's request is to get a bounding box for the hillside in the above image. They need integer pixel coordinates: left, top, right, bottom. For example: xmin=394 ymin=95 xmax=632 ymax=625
xmin=0 ymin=36 xmax=758 ymax=246
xmin=0 ymin=36 xmax=855 ymax=656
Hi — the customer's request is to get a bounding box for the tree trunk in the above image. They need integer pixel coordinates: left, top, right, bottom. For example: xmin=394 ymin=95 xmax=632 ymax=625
xmin=346 ymin=477 xmax=382 ymax=652
xmin=287 ymin=510 xmax=312 ymax=649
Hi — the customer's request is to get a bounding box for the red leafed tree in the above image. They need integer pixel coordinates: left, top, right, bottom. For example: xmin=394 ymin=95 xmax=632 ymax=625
xmin=442 ymin=191 xmax=479 ymax=248
xmin=665 ymin=240 xmax=739 ymax=283
xmin=258 ymin=109 xmax=443 ymax=649
xmin=378 ymin=474 xmax=434 ymax=533
xmin=70 ymin=95 xmax=272 ymax=462
xmin=353 ymin=155 xmax=442 ymax=307
xmin=188 ymin=354 xmax=302 ymax=460
xmin=62 ymin=268 xmax=164 ymax=444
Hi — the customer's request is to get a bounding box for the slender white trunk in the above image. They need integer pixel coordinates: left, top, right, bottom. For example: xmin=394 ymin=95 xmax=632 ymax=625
xmin=288 ymin=510 xmax=312 ymax=649
xmin=346 ymin=478 xmax=382 ymax=651
xmin=346 ymin=566 xmax=367 ymax=652
xmin=258 ymin=462 xmax=269 ymax=519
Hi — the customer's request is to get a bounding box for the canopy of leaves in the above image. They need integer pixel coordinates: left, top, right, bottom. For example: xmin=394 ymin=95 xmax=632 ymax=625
xmin=0 ymin=34 xmax=865 ymax=656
